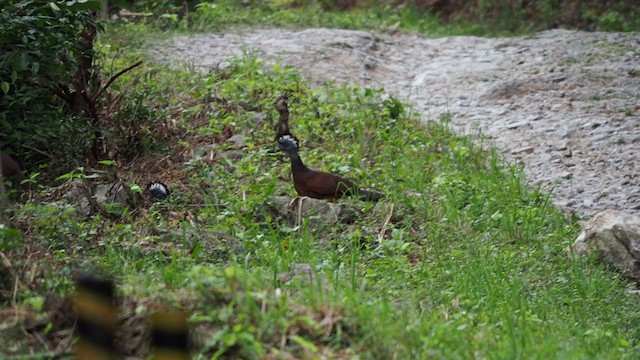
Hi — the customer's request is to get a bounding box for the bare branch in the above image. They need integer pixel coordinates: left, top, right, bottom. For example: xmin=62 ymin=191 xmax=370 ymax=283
xmin=18 ymin=143 xmax=54 ymax=159
xmin=92 ymin=60 xmax=143 ymax=102
xmin=50 ymin=84 xmax=72 ymax=103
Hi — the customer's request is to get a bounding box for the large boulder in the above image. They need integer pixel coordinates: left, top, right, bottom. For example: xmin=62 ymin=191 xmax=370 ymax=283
xmin=94 ymin=180 xmax=134 ymax=215
xmin=94 ymin=180 xmax=132 ymax=206
xmin=572 ymin=209 xmax=640 ymax=281
xmin=50 ymin=180 xmax=135 ymax=217
xmin=51 ymin=180 xmax=96 ymax=217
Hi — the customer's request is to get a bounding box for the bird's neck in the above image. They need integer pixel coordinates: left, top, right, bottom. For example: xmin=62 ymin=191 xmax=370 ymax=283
xmin=288 ymin=151 xmax=309 ymax=172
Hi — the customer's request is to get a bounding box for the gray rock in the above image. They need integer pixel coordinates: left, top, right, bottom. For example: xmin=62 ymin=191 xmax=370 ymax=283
xmin=572 ymin=209 xmax=640 ymax=281
xmin=506 ymin=121 xmax=532 ymax=130
xmin=226 ymin=134 xmax=247 ymax=148
xmin=50 ymin=180 xmax=137 ymax=218
xmin=561 ymin=128 xmax=579 ymax=139
xmin=511 ymin=146 xmax=535 ymax=155
xmin=247 ymin=112 xmax=269 ymax=127
xmin=55 ymin=180 xmax=96 ymax=217
xmin=214 ymin=149 xmax=243 ymax=161
xmin=555 ymin=141 xmax=569 ymax=151
xmin=271 ymin=196 xmax=361 ymax=227
xmin=94 ymin=181 xmax=131 ymax=208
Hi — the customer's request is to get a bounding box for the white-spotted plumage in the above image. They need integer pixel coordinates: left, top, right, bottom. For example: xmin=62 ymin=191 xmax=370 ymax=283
xmin=147 ymin=181 xmax=170 ymax=200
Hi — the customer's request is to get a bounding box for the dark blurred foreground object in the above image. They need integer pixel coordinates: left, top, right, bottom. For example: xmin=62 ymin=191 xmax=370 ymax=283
xmin=1 ymin=152 xmax=24 ymax=183
xmin=74 ymin=275 xmax=117 ymax=360
xmin=151 ymin=310 xmax=191 ymax=360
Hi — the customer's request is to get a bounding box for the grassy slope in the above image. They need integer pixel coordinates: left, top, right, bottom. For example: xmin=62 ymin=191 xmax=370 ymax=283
xmin=3 ymin=9 xmax=640 ymax=359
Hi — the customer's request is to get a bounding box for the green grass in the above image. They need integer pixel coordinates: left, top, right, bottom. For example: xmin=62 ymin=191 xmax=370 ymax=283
xmin=127 ymin=1 xmax=500 ymax=37
xmin=118 ymin=0 xmax=640 ymax=38
xmin=3 ymin=22 xmax=640 ymax=358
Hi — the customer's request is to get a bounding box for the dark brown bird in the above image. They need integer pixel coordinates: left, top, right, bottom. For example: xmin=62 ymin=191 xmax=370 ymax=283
xmin=1 ymin=152 xmax=24 ymax=183
xmin=277 ymin=134 xmax=383 ymax=201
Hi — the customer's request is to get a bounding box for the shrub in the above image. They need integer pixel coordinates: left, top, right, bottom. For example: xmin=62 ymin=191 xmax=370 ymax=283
xmin=0 ymin=0 xmax=101 ymax=167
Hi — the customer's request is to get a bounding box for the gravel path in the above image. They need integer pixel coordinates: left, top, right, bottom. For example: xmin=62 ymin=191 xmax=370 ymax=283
xmin=151 ymin=28 xmax=640 ymax=218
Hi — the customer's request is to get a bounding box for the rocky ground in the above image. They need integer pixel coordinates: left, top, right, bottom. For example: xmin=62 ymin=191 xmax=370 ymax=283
xmin=151 ymin=28 xmax=640 ymax=218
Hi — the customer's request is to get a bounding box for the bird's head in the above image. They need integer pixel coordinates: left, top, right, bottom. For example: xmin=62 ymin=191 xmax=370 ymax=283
xmin=147 ymin=181 xmax=170 ymax=200
xmin=276 ymin=133 xmax=300 ymax=152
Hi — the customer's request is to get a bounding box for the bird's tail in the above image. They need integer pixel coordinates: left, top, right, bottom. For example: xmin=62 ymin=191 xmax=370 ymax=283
xmin=358 ymin=189 xmax=385 ymax=202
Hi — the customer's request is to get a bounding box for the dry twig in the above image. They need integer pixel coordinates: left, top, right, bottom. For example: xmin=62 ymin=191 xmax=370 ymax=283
xmin=377 ymin=203 xmax=394 ymax=243
xmin=92 ymin=60 xmax=143 ymax=102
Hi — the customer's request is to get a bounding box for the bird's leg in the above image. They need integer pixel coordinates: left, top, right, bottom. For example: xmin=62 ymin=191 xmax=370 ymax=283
xmin=289 ymin=196 xmax=309 ymax=228
xmin=296 ymin=196 xmax=309 ymax=229
xmin=288 ymin=196 xmax=300 ymax=208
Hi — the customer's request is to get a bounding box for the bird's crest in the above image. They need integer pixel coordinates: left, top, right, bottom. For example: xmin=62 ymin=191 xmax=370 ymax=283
xmin=277 ymin=133 xmax=299 ymax=150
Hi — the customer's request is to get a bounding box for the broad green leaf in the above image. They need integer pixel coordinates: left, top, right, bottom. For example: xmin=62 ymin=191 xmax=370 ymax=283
xmin=98 ymin=159 xmax=117 ymax=166
xmin=49 ymin=2 xmax=60 ymax=11
xmin=14 ymin=0 xmax=35 ymax=8
xmin=159 ymin=13 xmax=178 ymax=21
xmin=11 ymin=54 xmax=27 ymax=71
xmin=65 ymin=0 xmax=101 ymax=11
xmin=0 ymin=226 xmax=23 ymax=250
xmin=1 ymin=82 xmax=9 ymax=95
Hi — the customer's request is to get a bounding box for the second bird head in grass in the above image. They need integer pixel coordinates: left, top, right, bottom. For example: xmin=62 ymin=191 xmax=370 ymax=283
xmin=147 ymin=181 xmax=170 ymax=200
xmin=276 ymin=133 xmax=300 ymax=152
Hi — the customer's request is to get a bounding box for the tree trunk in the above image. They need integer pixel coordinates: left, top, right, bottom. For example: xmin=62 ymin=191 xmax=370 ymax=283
xmin=99 ymin=0 xmax=109 ymax=20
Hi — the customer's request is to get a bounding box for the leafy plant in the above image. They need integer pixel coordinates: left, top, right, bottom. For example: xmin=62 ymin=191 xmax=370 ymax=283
xmin=0 ymin=0 xmax=102 ymax=163
xmin=55 ymin=167 xmax=87 ymax=182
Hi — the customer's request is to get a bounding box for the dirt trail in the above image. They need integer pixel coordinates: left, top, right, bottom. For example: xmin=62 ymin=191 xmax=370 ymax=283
xmin=151 ymin=28 xmax=640 ymax=218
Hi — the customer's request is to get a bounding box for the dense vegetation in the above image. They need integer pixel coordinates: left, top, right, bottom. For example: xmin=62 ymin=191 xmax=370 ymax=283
xmin=118 ymin=0 xmax=640 ymax=34
xmin=2 ymin=0 xmax=640 ymax=358
xmin=0 ymin=0 xmax=101 ymax=169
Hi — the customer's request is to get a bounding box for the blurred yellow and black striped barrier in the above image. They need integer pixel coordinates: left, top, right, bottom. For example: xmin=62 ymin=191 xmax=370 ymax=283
xmin=74 ymin=275 xmax=117 ymax=360
xmin=151 ymin=310 xmax=190 ymax=360
xmin=74 ymin=275 xmax=191 ymax=360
